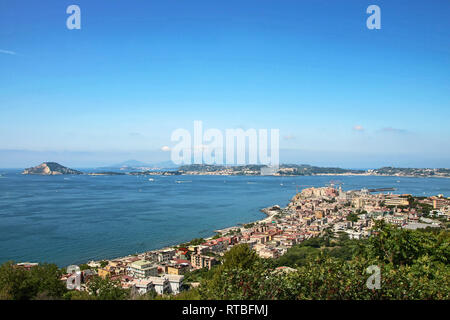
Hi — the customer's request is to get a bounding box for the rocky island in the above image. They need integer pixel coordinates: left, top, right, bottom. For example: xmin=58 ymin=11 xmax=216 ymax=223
xmin=22 ymin=162 xmax=83 ymax=175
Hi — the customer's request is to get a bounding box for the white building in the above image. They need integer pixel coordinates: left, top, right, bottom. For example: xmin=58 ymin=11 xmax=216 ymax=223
xmin=131 ymin=279 xmax=153 ymax=295
xmin=157 ymin=249 xmax=176 ymax=262
xmin=147 ymin=276 xmax=170 ymax=295
xmin=128 ymin=260 xmax=158 ymax=279
xmin=166 ymin=274 xmax=184 ymax=294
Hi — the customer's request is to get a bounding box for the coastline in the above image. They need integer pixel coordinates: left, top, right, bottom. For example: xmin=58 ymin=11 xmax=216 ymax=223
xmin=3 ymin=173 xmax=449 ymax=267
xmin=85 ymin=205 xmax=278 ymax=268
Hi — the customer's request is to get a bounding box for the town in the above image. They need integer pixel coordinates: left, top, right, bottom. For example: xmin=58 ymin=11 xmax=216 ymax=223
xmin=23 ymin=185 xmax=448 ymax=298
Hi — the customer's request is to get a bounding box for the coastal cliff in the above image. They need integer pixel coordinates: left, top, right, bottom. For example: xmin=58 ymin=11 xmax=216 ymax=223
xmin=22 ymin=162 xmax=83 ymax=175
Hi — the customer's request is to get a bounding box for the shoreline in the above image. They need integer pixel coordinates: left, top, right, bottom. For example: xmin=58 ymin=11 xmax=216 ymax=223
xmin=83 ymin=206 xmax=278 ymax=268
xmin=4 ymin=174 xmax=449 ymax=268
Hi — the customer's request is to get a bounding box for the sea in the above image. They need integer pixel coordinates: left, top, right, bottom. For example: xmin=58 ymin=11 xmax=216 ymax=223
xmin=1 ymin=169 xmax=449 ymax=267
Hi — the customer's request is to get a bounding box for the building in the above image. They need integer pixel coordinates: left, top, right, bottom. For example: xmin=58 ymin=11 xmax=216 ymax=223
xmin=157 ymin=249 xmax=176 ymax=262
xmin=97 ymin=264 xmax=124 ymax=279
xmin=147 ymin=276 xmax=170 ymax=295
xmin=130 ymin=278 xmax=153 ymax=295
xmin=190 ymin=254 xmax=218 ymax=270
xmin=314 ymin=210 xmax=324 ymax=219
xmin=166 ymin=274 xmax=184 ymax=294
xmin=385 ymin=197 xmax=409 ymax=207
xmin=167 ymin=262 xmax=190 ymax=275
xmin=200 ymin=239 xmax=228 ymax=253
xmin=15 ymin=262 xmax=39 ymax=270
xmin=176 ymin=248 xmax=189 ymax=260
xmin=127 ymin=260 xmax=158 ymax=279
xmin=385 ymin=215 xmax=407 ymax=226
xmin=432 ymin=197 xmax=448 ymax=210
xmin=257 ymin=248 xmax=280 ymax=259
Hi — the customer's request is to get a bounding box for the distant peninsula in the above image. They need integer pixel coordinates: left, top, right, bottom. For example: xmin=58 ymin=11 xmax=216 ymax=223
xmin=176 ymin=164 xmax=450 ymax=178
xmin=22 ymin=162 xmax=83 ymax=175
xmin=20 ymin=162 xmax=450 ymax=178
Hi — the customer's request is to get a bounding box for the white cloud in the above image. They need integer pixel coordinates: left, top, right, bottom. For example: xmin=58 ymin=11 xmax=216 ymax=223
xmin=0 ymin=49 xmax=16 ymax=55
xmin=161 ymin=146 xmax=171 ymax=152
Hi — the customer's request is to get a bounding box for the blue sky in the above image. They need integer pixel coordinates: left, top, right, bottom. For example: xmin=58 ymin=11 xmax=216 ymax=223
xmin=0 ymin=0 xmax=449 ymax=168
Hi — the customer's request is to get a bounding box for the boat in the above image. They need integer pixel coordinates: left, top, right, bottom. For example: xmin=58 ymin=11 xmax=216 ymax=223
xmin=148 ymin=178 xmax=154 ymax=181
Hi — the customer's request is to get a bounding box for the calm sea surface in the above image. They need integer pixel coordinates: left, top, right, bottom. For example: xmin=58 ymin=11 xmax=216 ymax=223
xmin=1 ymin=169 xmax=449 ymax=267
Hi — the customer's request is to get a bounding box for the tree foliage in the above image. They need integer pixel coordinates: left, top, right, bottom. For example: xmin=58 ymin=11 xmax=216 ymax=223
xmin=86 ymin=276 xmax=130 ymax=300
xmin=196 ymin=224 xmax=450 ymax=300
xmin=0 ymin=262 xmax=66 ymax=300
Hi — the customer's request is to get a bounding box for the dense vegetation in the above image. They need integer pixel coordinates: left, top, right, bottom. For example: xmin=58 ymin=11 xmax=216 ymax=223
xmin=0 ymin=222 xmax=448 ymax=300
xmin=189 ymin=222 xmax=449 ymax=300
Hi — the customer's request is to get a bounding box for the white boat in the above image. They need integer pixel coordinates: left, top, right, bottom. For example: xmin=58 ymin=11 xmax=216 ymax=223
xmin=148 ymin=178 xmax=154 ymax=181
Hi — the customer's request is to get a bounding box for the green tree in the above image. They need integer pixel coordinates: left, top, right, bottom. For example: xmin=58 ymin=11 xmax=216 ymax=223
xmin=347 ymin=213 xmax=359 ymax=222
xmin=0 ymin=262 xmax=67 ymax=300
xmin=220 ymin=244 xmax=259 ymax=270
xmin=86 ymin=276 xmax=130 ymax=300
xmin=63 ymin=289 xmax=95 ymax=300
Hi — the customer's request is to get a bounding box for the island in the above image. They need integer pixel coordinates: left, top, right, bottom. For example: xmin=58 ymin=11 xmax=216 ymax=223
xmin=22 ymin=162 xmax=83 ymax=175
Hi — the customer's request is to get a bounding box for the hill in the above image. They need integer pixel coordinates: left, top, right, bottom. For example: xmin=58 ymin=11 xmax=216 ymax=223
xmin=22 ymin=162 xmax=83 ymax=175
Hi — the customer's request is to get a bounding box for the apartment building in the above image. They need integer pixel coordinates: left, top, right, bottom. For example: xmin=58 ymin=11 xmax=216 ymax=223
xmin=127 ymin=260 xmax=158 ymax=279
xmin=190 ymin=254 xmax=218 ymax=270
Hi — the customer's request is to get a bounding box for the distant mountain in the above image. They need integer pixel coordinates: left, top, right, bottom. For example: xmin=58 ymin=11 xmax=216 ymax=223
xmin=22 ymin=162 xmax=83 ymax=175
xmin=111 ymin=160 xmax=152 ymax=167
xmin=150 ymin=161 xmax=178 ymax=169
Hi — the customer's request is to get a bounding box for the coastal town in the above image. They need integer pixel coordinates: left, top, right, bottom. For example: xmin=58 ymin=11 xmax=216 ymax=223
xmin=29 ymin=185 xmax=447 ymax=297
